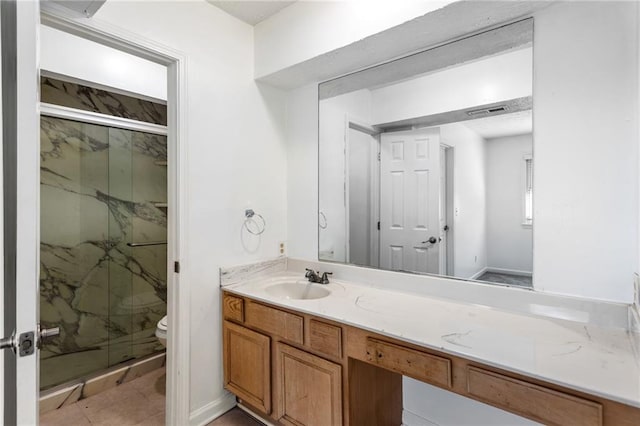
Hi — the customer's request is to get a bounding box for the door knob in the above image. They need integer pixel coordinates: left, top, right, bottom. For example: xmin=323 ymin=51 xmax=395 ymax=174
xmin=0 ymin=333 xmax=16 ymax=352
xmin=422 ymin=236 xmax=437 ymax=244
xmin=1 ymin=327 xmax=59 ymax=356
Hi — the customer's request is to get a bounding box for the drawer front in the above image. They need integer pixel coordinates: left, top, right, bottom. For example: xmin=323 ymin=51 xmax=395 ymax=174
xmin=223 ymin=294 xmax=244 ymax=322
xmin=365 ymin=338 xmax=451 ymax=388
xmin=245 ymin=301 xmax=304 ymax=344
xmin=467 ymin=366 xmax=602 ymax=426
xmin=309 ymin=319 xmax=342 ymax=359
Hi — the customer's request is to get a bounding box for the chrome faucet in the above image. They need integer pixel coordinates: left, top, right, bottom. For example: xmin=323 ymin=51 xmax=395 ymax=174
xmin=305 ymin=268 xmax=332 ymax=284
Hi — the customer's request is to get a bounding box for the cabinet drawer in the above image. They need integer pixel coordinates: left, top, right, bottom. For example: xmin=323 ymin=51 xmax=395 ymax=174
xmin=365 ymin=338 xmax=451 ymax=388
xmin=309 ymin=319 xmax=342 ymax=359
xmin=467 ymin=366 xmax=602 ymax=426
xmin=223 ymin=294 xmax=244 ymax=322
xmin=245 ymin=301 xmax=304 ymax=344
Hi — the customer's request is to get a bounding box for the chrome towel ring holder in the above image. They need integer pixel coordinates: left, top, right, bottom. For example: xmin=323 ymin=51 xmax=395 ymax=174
xmin=244 ymin=209 xmax=266 ymax=235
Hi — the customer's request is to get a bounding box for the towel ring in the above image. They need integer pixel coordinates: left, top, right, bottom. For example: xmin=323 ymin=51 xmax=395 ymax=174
xmin=319 ymin=211 xmax=328 ymax=229
xmin=244 ymin=209 xmax=266 ymax=235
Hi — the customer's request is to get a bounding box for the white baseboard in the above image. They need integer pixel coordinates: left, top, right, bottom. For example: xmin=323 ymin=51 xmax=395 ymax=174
xmin=189 ymin=391 xmax=236 ymax=426
xmin=469 ymin=267 xmax=488 ymax=280
xmin=403 ymin=409 xmax=440 ymax=426
xmin=485 ymin=267 xmax=532 ymax=277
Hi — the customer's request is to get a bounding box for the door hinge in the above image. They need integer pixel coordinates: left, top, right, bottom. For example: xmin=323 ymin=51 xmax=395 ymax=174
xmin=174 ymin=261 xmax=180 ymax=273
xmin=377 ymin=221 xmax=380 ymax=230
xmin=377 ymin=152 xmax=381 ymax=161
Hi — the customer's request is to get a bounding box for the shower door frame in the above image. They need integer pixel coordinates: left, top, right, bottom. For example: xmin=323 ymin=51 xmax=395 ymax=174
xmin=40 ymin=7 xmax=190 ymax=425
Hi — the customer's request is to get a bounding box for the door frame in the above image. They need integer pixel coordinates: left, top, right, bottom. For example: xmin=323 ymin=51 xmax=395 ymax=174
xmin=440 ymin=144 xmax=455 ymax=276
xmin=2 ymin=1 xmax=40 ymax=423
xmin=39 ymin=6 xmax=190 ymax=424
xmin=345 ymin=117 xmax=379 ymax=267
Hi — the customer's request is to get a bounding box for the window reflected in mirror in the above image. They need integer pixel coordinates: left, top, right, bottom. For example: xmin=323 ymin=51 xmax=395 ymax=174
xmin=318 ymin=19 xmax=534 ymax=289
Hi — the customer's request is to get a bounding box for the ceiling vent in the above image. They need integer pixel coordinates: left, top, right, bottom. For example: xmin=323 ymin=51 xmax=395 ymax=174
xmin=466 ymin=105 xmax=508 ymax=117
xmin=46 ymin=1 xmax=106 ymax=18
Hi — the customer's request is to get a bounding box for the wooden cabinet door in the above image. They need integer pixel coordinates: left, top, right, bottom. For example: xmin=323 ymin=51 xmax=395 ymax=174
xmin=275 ymin=343 xmax=342 ymax=426
xmin=223 ymin=320 xmax=271 ymax=414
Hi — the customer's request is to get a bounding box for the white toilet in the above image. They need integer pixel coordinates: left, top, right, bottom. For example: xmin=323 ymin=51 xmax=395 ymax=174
xmin=156 ymin=315 xmax=168 ymax=347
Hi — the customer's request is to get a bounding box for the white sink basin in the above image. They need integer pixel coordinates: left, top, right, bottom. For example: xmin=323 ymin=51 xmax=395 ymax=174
xmin=265 ymin=282 xmax=331 ymax=300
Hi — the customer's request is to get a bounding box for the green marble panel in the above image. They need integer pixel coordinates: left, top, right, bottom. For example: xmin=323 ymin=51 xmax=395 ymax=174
xmin=41 ymin=77 xmax=167 ymax=125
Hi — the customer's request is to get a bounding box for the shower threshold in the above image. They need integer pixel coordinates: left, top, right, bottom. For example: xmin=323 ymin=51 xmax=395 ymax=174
xmin=39 ymin=351 xmax=166 ymax=415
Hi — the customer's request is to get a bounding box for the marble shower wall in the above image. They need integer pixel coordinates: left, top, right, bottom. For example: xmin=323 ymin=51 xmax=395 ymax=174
xmin=40 ymin=115 xmax=167 ymax=390
xmin=41 ymin=77 xmax=167 ymax=126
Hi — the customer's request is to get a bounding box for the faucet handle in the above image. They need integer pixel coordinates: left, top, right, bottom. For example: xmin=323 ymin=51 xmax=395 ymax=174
xmin=321 ymin=272 xmax=333 ymax=284
xmin=305 ymin=268 xmax=319 ymax=281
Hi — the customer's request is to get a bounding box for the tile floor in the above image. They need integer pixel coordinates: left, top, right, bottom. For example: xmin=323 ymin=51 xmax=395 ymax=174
xmin=40 ymin=366 xmax=261 ymax=426
xmin=477 ymin=271 xmax=533 ymax=288
xmin=207 ymin=408 xmax=263 ymax=426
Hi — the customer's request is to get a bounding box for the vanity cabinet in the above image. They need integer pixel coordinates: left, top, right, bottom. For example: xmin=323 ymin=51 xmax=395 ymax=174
xmin=222 ymin=292 xmax=640 ymax=426
xmin=222 ymin=294 xmax=347 ymax=424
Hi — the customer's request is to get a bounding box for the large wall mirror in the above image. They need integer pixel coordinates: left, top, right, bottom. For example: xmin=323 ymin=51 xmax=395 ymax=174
xmin=318 ymin=19 xmax=534 ymax=289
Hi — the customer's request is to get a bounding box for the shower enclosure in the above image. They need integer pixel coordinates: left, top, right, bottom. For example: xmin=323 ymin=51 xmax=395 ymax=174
xmin=39 ymin=77 xmax=168 ymax=390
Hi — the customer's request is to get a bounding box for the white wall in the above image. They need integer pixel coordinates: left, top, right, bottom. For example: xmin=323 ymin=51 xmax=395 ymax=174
xmin=371 ymin=47 xmax=532 ymax=125
xmin=486 ymin=134 xmax=533 ymax=273
xmin=286 ymin=83 xmax=318 ymax=261
xmin=439 ymin=123 xmax=487 ymax=279
xmin=533 ymin=1 xmax=638 ymax=302
xmin=89 ymin=1 xmax=288 ymax=420
xmin=254 ymin=1 xmax=453 ymax=78
xmin=40 ymin=25 xmax=167 ymax=101
xmin=318 ymin=89 xmax=372 ymax=262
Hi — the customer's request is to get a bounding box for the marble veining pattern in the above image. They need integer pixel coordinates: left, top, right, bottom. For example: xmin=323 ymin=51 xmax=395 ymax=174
xmin=40 ymin=116 xmax=167 ymax=389
xmin=224 ymin=271 xmax=640 ymax=408
xmin=286 ymin=258 xmax=630 ymax=328
xmin=220 ymin=257 xmax=287 ymax=287
xmin=41 ymin=77 xmax=167 ymax=126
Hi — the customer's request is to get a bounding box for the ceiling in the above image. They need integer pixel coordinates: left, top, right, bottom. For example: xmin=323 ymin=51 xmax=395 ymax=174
xmin=207 ymin=1 xmax=296 ymax=26
xmin=462 ymin=109 xmax=532 ymax=140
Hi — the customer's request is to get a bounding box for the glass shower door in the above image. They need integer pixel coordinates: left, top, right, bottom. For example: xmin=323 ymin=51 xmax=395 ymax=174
xmin=40 ymin=117 xmax=167 ymax=389
xmin=40 ymin=116 xmax=111 ymax=388
xmin=106 ymin=127 xmax=167 ymax=366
